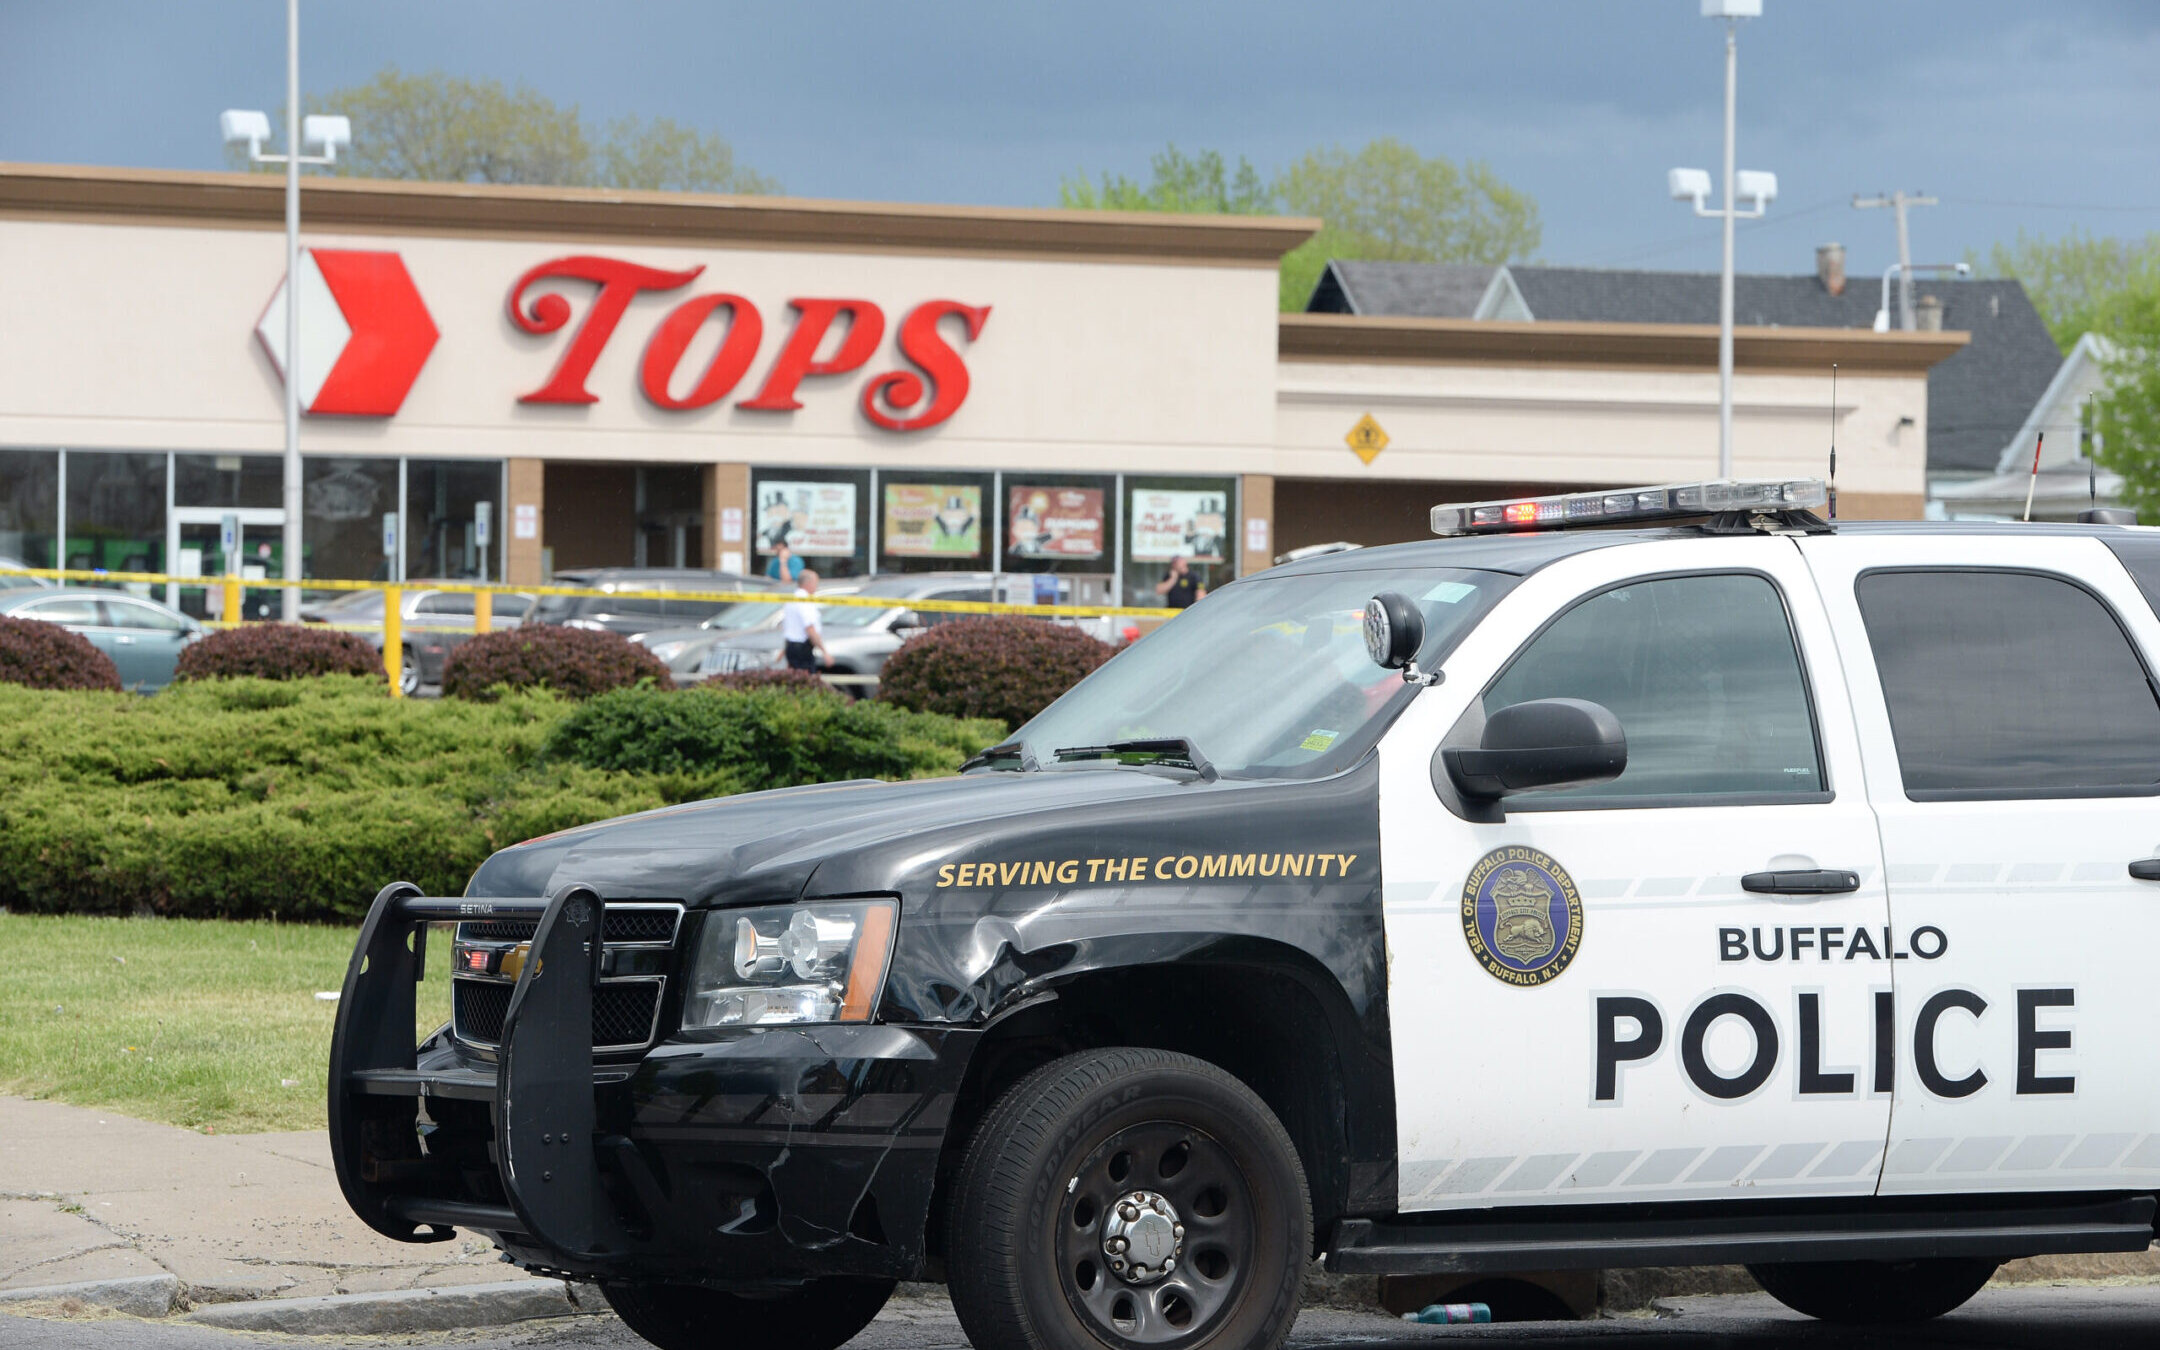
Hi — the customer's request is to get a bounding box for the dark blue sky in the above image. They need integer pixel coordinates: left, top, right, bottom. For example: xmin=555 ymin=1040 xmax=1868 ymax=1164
xmin=6 ymin=1 xmax=2157 ymax=281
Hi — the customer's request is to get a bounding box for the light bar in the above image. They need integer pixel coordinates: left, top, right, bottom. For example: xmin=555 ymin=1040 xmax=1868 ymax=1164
xmin=1430 ymin=479 xmax=1829 ymax=537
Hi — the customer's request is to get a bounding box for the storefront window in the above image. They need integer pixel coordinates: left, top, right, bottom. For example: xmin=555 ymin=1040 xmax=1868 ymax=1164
xmin=0 ymin=450 xmax=59 ymax=568
xmin=175 ymin=453 xmax=281 ymax=509
xmin=878 ymin=469 xmax=993 ymax=574
xmin=750 ymin=467 xmax=870 ymax=579
xmin=1122 ymin=476 xmax=1236 ymax=608
xmin=304 ymin=457 xmax=398 ymax=583
xmin=407 ymin=460 xmax=504 ymax=581
xmin=64 ymin=451 xmax=166 ymax=575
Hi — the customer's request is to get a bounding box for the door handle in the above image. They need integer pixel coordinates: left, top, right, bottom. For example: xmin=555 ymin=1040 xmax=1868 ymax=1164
xmin=2129 ymin=859 xmax=2160 ymax=881
xmin=1742 ymin=869 xmax=1861 ymax=896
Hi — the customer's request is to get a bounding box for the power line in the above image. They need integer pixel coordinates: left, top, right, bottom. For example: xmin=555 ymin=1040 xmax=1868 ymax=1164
xmin=1578 ymin=197 xmax=1844 ymax=268
xmin=1935 ymin=196 xmax=2160 ymax=214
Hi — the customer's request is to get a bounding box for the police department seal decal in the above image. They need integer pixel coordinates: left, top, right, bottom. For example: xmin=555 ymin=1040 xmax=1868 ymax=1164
xmin=1460 ymin=847 xmax=1582 ymax=986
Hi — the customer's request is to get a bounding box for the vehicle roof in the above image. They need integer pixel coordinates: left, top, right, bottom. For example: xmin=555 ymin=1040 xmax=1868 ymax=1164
xmin=549 ymin=567 xmax=782 ymax=586
xmin=0 ymin=586 xmax=189 ymax=612
xmin=1257 ymin=519 xmax=2159 ymax=582
xmin=844 ymin=571 xmax=1002 ymax=597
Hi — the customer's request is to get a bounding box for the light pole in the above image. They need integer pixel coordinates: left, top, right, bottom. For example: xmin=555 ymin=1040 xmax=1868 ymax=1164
xmin=1871 ymin=261 xmax=1969 ymax=332
xmin=1668 ymin=0 xmax=1771 ymax=480
xmin=219 ymin=0 xmax=348 ymax=621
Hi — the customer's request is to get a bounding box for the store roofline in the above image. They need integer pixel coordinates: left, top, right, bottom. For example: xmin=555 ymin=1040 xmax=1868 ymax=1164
xmin=1279 ymin=311 xmax=1970 ymax=374
xmin=0 ymin=162 xmax=1321 ymax=266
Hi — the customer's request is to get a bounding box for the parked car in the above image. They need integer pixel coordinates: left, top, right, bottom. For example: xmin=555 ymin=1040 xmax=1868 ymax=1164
xmin=632 ymin=584 xmax=863 ymax=679
xmin=690 ymin=572 xmax=1000 ymax=685
xmin=0 ymin=586 xmax=202 ymax=690
xmin=526 ymin=568 xmax=784 ymax=640
xmin=301 ymin=585 xmax=537 ymax=696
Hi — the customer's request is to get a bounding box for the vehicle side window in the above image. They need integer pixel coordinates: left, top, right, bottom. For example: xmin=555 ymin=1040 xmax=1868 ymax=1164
xmin=1855 ymin=569 xmax=2160 ymax=799
xmin=415 ymin=593 xmax=475 ymax=617
xmin=21 ymin=598 xmax=105 ymax=625
xmin=496 ymin=595 xmax=534 ymax=619
xmin=1483 ymin=572 xmax=1824 ymax=804
xmin=919 ymin=588 xmax=992 ymax=626
xmin=104 ymin=600 xmax=188 ymax=632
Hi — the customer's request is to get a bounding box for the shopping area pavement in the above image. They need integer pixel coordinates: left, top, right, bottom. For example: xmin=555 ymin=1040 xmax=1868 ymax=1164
xmin=8 ymin=1286 xmax=2160 ymax=1350
xmin=5 ymin=1093 xmax=2158 ymax=1348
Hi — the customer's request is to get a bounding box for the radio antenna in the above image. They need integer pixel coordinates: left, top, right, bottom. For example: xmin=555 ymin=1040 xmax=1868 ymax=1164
xmin=2021 ymin=431 xmax=2044 ymax=523
xmin=1827 ymin=363 xmax=1838 ymax=521
xmin=2087 ymin=395 xmax=2097 ymax=509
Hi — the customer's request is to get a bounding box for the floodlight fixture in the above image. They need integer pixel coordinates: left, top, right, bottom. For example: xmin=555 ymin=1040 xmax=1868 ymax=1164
xmin=1736 ymin=169 xmax=1778 ymax=208
xmin=303 ymin=114 xmax=351 ymax=160
xmin=1702 ymin=0 xmax=1762 ymax=16
xmin=220 ymin=109 xmax=272 ymax=152
xmin=1668 ymin=167 xmax=1713 ymax=206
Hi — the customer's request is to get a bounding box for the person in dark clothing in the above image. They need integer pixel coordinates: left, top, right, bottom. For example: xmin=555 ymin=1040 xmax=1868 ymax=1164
xmin=1154 ymin=555 xmax=1203 ymax=609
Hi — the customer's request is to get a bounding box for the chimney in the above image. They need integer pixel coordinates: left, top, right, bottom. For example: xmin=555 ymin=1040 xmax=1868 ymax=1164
xmin=1816 ymin=242 xmax=1847 ymax=296
xmin=1915 ymin=294 xmax=1944 ymax=331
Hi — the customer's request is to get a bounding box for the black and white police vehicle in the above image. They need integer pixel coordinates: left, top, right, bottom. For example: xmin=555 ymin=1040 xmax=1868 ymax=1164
xmin=330 ymin=478 xmax=2160 ymax=1348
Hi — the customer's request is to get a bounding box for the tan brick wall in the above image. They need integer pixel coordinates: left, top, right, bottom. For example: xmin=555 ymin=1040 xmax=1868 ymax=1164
xmin=505 ymin=458 xmax=545 ymax=584
xmin=1833 ymin=490 xmax=1927 ymax=521
xmin=1241 ymin=474 xmax=1275 ymax=575
xmin=704 ymin=463 xmax=751 ymax=574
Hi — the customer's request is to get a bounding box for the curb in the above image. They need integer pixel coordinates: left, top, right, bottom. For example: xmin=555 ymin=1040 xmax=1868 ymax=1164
xmin=0 ymin=1274 xmax=184 ymax=1318
xmin=182 ymin=1279 xmax=598 ymax=1335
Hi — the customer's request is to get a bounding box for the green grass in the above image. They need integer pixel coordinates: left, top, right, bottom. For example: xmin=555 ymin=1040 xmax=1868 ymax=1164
xmin=0 ymin=913 xmax=451 ymax=1134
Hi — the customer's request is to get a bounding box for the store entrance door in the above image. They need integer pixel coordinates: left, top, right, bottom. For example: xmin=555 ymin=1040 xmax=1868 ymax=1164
xmin=167 ymin=508 xmax=285 ymax=621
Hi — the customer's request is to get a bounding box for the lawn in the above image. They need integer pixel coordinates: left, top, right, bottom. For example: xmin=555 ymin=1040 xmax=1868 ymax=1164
xmin=0 ymin=913 xmax=452 ymax=1134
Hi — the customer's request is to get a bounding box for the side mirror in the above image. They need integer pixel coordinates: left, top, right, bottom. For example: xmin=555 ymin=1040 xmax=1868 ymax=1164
xmin=1362 ymin=592 xmax=1424 ymax=669
xmin=890 ymin=610 xmax=923 ymax=634
xmin=1443 ymin=698 xmax=1627 ymax=799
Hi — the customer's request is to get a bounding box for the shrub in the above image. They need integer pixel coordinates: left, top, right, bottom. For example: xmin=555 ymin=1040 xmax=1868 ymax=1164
xmin=175 ymin=623 xmax=382 ymax=682
xmin=546 ymin=686 xmax=1003 ymax=794
xmin=444 ymin=625 xmax=672 ymax=701
xmin=0 ymin=615 xmax=122 ymax=691
xmin=700 ymin=667 xmax=842 ymax=697
xmin=878 ymin=617 xmax=1112 ymax=729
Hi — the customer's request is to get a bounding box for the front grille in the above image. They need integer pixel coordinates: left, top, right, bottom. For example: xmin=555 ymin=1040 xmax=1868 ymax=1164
xmin=453 ymin=979 xmax=661 ymax=1051
xmin=450 ymin=901 xmax=683 ymax=1054
xmin=454 ymin=907 xmax=680 ymax=945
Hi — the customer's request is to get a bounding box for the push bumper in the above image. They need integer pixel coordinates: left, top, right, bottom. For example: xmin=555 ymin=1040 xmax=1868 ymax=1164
xmin=328 ymin=883 xmax=973 ymax=1284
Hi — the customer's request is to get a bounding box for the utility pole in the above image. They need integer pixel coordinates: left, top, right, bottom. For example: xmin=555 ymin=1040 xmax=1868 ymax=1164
xmin=1853 ymin=190 xmax=1939 ymax=331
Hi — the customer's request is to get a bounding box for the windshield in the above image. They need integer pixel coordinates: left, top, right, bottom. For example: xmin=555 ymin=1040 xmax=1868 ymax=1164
xmin=1011 ymin=567 xmax=1513 ymax=780
xmin=707 ymin=601 xmax=783 ymax=631
xmin=820 ymin=601 xmax=894 ymax=629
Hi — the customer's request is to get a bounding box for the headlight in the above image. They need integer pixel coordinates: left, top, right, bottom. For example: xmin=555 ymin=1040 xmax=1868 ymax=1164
xmin=683 ymin=899 xmax=897 ymax=1028
xmin=647 ymin=640 xmax=689 ymax=664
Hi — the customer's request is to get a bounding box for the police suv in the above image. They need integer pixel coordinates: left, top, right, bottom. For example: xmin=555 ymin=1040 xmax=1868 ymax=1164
xmin=330 ymin=479 xmax=2160 ymax=1349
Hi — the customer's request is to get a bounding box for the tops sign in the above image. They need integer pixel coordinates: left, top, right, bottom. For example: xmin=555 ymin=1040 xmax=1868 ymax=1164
xmin=508 ymin=256 xmax=991 ymax=432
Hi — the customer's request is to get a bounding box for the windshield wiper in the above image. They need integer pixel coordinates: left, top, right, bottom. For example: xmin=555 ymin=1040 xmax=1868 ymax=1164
xmin=1051 ymin=737 xmax=1218 ymax=782
xmin=961 ymin=740 xmax=1039 ymax=773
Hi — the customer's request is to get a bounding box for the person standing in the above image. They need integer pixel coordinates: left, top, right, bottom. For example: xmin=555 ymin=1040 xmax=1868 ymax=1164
xmin=1154 ymin=554 xmax=1203 ymax=609
xmin=765 ymin=540 xmax=805 ymax=583
xmin=782 ymin=569 xmax=830 ymax=671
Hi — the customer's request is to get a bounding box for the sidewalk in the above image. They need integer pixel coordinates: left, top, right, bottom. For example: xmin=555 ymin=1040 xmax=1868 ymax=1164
xmin=0 ymin=1095 xmax=542 ymax=1307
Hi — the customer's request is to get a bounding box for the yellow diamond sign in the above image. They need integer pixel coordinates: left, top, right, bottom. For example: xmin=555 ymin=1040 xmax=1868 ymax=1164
xmin=1345 ymin=413 xmax=1389 ymax=465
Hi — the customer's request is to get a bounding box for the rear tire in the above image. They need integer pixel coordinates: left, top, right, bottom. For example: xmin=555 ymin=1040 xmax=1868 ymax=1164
xmin=398 ymin=646 xmax=419 ymax=697
xmin=598 ymin=1278 xmax=894 ymax=1350
xmin=947 ymin=1047 xmax=1309 ymax=1350
xmin=1746 ymin=1257 xmax=1996 ymax=1324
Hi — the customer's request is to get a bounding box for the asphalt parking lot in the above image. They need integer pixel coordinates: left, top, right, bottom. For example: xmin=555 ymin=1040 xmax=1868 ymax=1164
xmin=7 ymin=1286 xmax=2160 ymax=1350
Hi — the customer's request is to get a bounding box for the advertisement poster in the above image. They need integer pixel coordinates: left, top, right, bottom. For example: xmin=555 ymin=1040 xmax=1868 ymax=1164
xmin=883 ymin=483 xmax=982 ymax=556
xmin=1129 ymin=489 xmax=1227 ymax=563
xmin=1007 ymin=487 xmax=1105 ymax=560
xmin=756 ymin=481 xmax=857 ymax=556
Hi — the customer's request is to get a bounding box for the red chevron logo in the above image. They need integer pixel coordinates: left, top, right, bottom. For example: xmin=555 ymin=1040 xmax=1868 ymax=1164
xmin=256 ymin=249 xmax=439 ymax=416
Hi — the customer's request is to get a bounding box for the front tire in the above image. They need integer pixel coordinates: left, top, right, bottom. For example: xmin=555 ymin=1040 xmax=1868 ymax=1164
xmin=1746 ymin=1257 xmax=1997 ymax=1324
xmin=598 ymin=1278 xmax=894 ymax=1350
xmin=947 ymin=1047 xmax=1310 ymax=1350
xmin=398 ymin=645 xmax=419 ymax=697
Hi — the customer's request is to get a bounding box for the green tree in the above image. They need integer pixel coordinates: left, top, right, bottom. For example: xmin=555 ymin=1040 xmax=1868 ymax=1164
xmin=1061 ymin=138 xmax=1540 ymax=310
xmin=240 ymin=67 xmax=776 ymax=194
xmin=1988 ymin=227 xmax=2160 ymax=348
xmin=1060 ymin=145 xmax=1270 ymax=215
xmin=1990 ymin=230 xmax=2160 ymax=519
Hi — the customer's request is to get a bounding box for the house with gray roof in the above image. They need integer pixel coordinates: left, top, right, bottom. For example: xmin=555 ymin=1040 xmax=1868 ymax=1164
xmin=1307 ymin=254 xmax=2075 ymax=513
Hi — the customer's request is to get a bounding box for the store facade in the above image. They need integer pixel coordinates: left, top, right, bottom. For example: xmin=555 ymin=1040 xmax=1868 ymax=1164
xmin=0 ymin=165 xmax=1961 ymax=608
